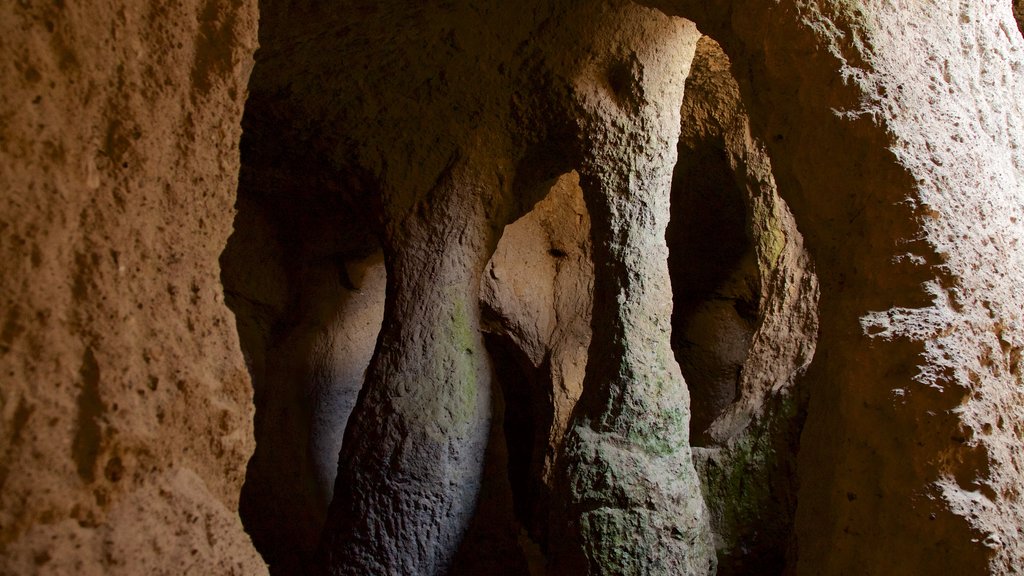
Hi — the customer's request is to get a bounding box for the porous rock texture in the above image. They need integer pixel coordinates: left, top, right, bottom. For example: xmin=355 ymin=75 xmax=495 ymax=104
xmin=670 ymin=36 xmax=819 ymax=574
xmin=545 ymin=13 xmax=718 ymax=576
xmin=5 ymin=0 xmax=1024 ymax=574
xmin=645 ymin=0 xmax=1024 ymax=572
xmin=0 ymin=0 xmax=266 ymax=574
xmin=245 ymin=1 xmax=718 ymax=573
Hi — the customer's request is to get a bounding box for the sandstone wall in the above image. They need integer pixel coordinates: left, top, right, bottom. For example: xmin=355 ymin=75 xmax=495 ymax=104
xmin=6 ymin=0 xmax=1024 ymax=574
xmin=479 ymin=171 xmax=593 ymax=553
xmin=0 ymin=1 xmax=265 ymax=573
xmin=647 ymin=0 xmax=1024 ymax=572
xmin=246 ymin=1 xmax=718 ymax=573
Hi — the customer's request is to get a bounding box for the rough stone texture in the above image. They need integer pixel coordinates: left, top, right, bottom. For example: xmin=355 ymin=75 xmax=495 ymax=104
xmin=647 ymin=0 xmax=1024 ymax=572
xmin=234 ymin=247 xmax=384 ymax=574
xmin=480 ymin=171 xmax=593 ymax=543
xmin=318 ymin=153 xmax=510 ymax=575
xmin=547 ymin=9 xmax=717 ymax=575
xmin=243 ymin=5 xmax=538 ymax=572
xmin=247 ymin=1 xmax=718 ymax=573
xmin=670 ymin=37 xmax=819 ymax=574
xmin=0 ymin=0 xmax=265 ymax=574
xmin=8 ymin=0 xmax=1024 ymax=573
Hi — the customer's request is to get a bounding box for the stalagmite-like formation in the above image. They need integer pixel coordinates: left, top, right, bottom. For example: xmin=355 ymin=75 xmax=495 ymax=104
xmin=546 ymin=10 xmax=717 ymax=575
xmin=4 ymin=0 xmax=1024 ymax=574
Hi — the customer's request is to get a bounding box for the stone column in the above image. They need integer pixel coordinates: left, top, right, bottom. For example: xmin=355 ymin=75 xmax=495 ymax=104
xmin=552 ymin=11 xmax=716 ymax=575
xmin=318 ymin=148 xmax=509 ymax=575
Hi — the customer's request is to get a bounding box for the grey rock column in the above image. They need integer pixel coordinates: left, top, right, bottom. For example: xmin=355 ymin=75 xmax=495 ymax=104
xmin=553 ymin=13 xmax=716 ymax=575
xmin=319 ymin=151 xmax=509 ymax=575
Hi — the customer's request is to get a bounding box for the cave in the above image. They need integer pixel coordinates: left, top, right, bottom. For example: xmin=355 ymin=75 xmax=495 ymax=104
xmin=4 ymin=1 xmax=1024 ymax=575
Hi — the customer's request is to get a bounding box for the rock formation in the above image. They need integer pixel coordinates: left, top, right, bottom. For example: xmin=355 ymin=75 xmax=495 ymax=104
xmin=0 ymin=0 xmax=265 ymax=574
xmin=670 ymin=36 xmax=819 ymax=574
xmin=4 ymin=0 xmax=1024 ymax=575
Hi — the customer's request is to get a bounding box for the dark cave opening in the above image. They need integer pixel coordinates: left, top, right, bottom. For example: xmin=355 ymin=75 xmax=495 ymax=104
xmin=667 ymin=139 xmax=759 ymax=447
xmin=219 ymin=89 xmax=387 ymax=574
xmin=484 ymin=331 xmax=552 ymax=538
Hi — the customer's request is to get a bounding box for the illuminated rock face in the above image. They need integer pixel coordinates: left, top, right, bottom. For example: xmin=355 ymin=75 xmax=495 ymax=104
xmin=0 ymin=1 xmax=265 ymax=574
xmin=4 ymin=1 xmax=1024 ymax=575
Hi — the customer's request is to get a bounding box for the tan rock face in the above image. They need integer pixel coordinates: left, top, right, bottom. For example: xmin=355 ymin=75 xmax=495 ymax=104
xmin=480 ymin=171 xmax=593 ymax=546
xmin=246 ymin=1 xmax=717 ymax=573
xmin=649 ymin=0 xmax=1024 ymax=572
xmin=6 ymin=0 xmax=1024 ymax=574
xmin=0 ymin=0 xmax=265 ymax=574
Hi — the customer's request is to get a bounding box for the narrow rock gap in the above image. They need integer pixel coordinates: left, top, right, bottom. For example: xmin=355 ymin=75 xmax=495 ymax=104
xmin=667 ymin=36 xmax=820 ymax=576
xmin=450 ymin=172 xmax=592 ymax=575
xmin=668 ymin=139 xmax=758 ymax=446
xmin=219 ymin=85 xmax=387 ymax=574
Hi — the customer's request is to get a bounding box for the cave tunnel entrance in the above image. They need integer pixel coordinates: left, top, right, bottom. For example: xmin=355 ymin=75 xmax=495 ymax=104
xmin=219 ymin=95 xmax=387 ymax=573
xmin=665 ymin=36 xmax=820 ymax=575
xmin=667 ymin=136 xmax=759 ymax=447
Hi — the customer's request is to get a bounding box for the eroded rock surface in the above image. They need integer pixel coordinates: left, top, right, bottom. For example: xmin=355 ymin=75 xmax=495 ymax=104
xmin=246 ymin=1 xmax=717 ymax=573
xmin=546 ymin=8 xmax=716 ymax=575
xmin=647 ymin=0 xmax=1024 ymax=572
xmin=670 ymin=37 xmax=819 ymax=574
xmin=0 ymin=0 xmax=265 ymax=573
xmin=220 ymin=88 xmax=387 ymax=573
xmin=6 ymin=0 xmax=1024 ymax=574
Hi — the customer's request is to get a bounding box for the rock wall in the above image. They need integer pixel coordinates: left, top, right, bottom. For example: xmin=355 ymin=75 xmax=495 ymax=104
xmin=480 ymin=171 xmax=593 ymax=551
xmin=245 ymin=1 xmax=717 ymax=573
xmin=5 ymin=0 xmax=1024 ymax=574
xmin=647 ymin=0 xmax=1024 ymax=572
xmin=0 ymin=0 xmax=265 ymax=574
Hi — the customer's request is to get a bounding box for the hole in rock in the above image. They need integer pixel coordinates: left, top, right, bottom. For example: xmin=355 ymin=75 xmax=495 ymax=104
xmin=220 ymin=98 xmax=386 ymax=574
xmin=665 ymin=36 xmax=820 ymax=575
xmin=451 ymin=171 xmax=592 ymax=575
xmin=667 ymin=137 xmax=759 ymax=447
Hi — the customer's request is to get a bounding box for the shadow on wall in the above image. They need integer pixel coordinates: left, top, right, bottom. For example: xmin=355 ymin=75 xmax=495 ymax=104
xmin=667 ymin=37 xmax=819 ymax=575
xmin=219 ymin=99 xmax=386 ymax=573
xmin=223 ymin=168 xmax=593 ymax=576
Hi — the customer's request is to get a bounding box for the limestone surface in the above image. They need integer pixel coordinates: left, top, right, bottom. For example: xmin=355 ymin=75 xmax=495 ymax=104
xmin=647 ymin=0 xmax=1024 ymax=572
xmin=0 ymin=0 xmax=266 ymax=573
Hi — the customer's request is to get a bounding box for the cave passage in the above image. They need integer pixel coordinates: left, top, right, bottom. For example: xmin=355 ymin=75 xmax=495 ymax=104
xmin=223 ymin=29 xmax=821 ymax=575
xmin=4 ymin=0 xmax=1023 ymax=574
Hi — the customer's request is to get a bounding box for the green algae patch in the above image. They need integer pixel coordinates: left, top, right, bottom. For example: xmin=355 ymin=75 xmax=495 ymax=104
xmin=694 ymin=390 xmax=803 ymax=572
xmin=445 ymin=297 xmax=481 ymax=431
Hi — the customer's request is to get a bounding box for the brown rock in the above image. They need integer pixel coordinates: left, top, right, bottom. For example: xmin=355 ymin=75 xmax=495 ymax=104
xmin=0 ymin=0 xmax=265 ymax=573
xmin=5 ymin=0 xmax=1024 ymax=574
